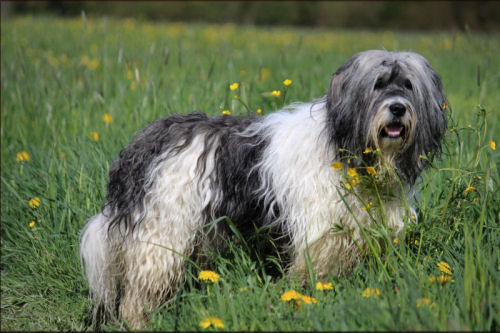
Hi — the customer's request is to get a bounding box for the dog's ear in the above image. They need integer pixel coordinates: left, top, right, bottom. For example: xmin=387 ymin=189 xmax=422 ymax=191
xmin=327 ymin=55 xmax=359 ymax=107
xmin=421 ymin=62 xmax=448 ymax=152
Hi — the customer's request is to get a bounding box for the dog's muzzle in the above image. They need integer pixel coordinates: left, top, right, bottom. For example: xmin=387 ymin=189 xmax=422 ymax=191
xmin=381 ymin=102 xmax=407 ymax=139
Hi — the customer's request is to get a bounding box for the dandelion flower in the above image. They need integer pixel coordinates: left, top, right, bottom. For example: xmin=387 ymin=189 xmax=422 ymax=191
xmin=416 ymin=298 xmax=435 ymax=308
xmin=280 ymin=290 xmax=302 ymax=302
xmin=29 ymin=197 xmax=41 ymax=208
xmin=80 ymin=55 xmax=89 ymax=65
xmin=347 ymin=168 xmax=358 ymax=178
xmin=281 ymin=290 xmax=317 ymax=311
xmin=16 ymin=151 xmax=30 ymax=163
xmin=464 ymin=186 xmax=476 ymax=194
xmin=29 ymin=221 xmax=35 ymax=228
xmin=362 ymin=287 xmax=380 ymax=298
xmin=332 ymin=162 xmax=343 ymax=170
xmin=393 ymin=238 xmax=399 ymax=244
xmin=300 ymin=295 xmax=318 ymax=304
xmin=198 ymin=270 xmax=220 ymax=283
xmin=283 ymin=79 xmax=292 ymax=86
xmin=90 ymin=131 xmax=99 ymax=141
xmin=437 ymin=261 xmax=452 ymax=275
xmin=271 ymin=90 xmax=281 ymax=97
xmin=260 ymin=68 xmax=270 ymax=81
xmin=316 ymin=281 xmax=333 ymax=291
xmin=428 ymin=275 xmax=454 ymax=285
xmin=490 ymin=139 xmax=496 ymax=150
xmin=88 ymin=59 xmax=100 ymax=70
xmin=362 ymin=201 xmax=373 ymax=211
xmin=199 ymin=316 xmax=224 ymax=329
xmin=366 ymin=166 xmax=376 ymax=176
xmin=229 ymin=82 xmax=239 ymax=91
xmin=102 ymin=113 xmax=113 ymax=124
xmin=221 ymin=110 xmax=231 ymax=115
xmin=257 ymin=108 xmax=262 ymax=115
xmin=363 ymin=147 xmax=373 ymax=154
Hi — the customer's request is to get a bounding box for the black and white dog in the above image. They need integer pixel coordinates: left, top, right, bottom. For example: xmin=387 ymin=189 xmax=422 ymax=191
xmin=80 ymin=50 xmax=447 ymax=327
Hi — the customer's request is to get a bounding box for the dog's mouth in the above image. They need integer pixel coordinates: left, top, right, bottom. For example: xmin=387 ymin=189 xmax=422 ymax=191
xmin=380 ymin=122 xmax=405 ymax=139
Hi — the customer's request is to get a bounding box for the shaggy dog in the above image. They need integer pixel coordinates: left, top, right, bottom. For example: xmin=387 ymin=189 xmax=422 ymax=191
xmin=80 ymin=50 xmax=447 ymax=328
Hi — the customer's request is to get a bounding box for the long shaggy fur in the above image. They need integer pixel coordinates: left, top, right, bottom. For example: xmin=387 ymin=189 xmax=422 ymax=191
xmin=80 ymin=50 xmax=447 ymax=328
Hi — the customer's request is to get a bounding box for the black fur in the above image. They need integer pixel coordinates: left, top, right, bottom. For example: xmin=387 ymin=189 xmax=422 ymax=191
xmin=105 ymin=112 xmax=279 ymax=238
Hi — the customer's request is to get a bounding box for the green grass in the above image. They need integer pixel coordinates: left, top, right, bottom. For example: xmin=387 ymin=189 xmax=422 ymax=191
xmin=1 ymin=15 xmax=499 ymax=331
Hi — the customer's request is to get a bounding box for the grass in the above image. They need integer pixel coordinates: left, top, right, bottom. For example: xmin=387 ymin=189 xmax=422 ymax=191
xmin=1 ymin=15 xmax=499 ymax=331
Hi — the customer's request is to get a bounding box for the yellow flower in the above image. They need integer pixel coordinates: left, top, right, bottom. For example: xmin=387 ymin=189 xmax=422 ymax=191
xmin=347 ymin=168 xmax=358 ymax=178
xmin=199 ymin=316 xmax=224 ymax=329
xmin=29 ymin=197 xmax=40 ymax=208
xmin=16 ymin=151 xmax=30 ymax=163
xmin=442 ymin=101 xmax=449 ymax=110
xmin=437 ymin=261 xmax=452 ymax=275
xmin=411 ymin=215 xmax=416 ymax=221
xmin=393 ymin=238 xmax=399 ymax=244
xmin=80 ymin=55 xmax=89 ymax=65
xmin=283 ymin=79 xmax=292 ymax=86
xmin=416 ymin=298 xmax=435 ymax=308
xmin=102 ymin=113 xmax=113 ymax=124
xmin=362 ymin=287 xmax=380 ymax=298
xmin=260 ymin=68 xmax=270 ymax=81
xmin=366 ymin=166 xmax=376 ymax=176
xmin=271 ymin=90 xmax=281 ymax=97
xmin=257 ymin=108 xmax=262 ymax=115
xmin=88 ymin=59 xmax=99 ymax=70
xmin=126 ymin=70 xmax=133 ymax=80
xmin=281 ymin=290 xmax=317 ymax=310
xmin=90 ymin=131 xmax=99 ymax=141
xmin=362 ymin=201 xmax=373 ymax=211
xmin=490 ymin=139 xmax=496 ymax=150
xmin=332 ymin=162 xmax=343 ymax=170
xmin=280 ymin=290 xmax=302 ymax=302
xmin=198 ymin=270 xmax=220 ymax=283
xmin=221 ymin=110 xmax=231 ymax=115
xmin=29 ymin=221 xmax=35 ymax=228
xmin=315 ymin=281 xmax=333 ymax=291
xmin=229 ymin=82 xmax=239 ymax=90
xmin=428 ymin=275 xmax=455 ymax=285
xmin=239 ymin=287 xmax=248 ymax=292
xmin=300 ymin=294 xmax=318 ymax=304
xmin=464 ymin=186 xmax=476 ymax=194
xmin=363 ymin=147 xmax=373 ymax=154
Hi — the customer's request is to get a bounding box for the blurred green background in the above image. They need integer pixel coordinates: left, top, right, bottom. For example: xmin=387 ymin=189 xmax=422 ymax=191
xmin=2 ymin=1 xmax=500 ymax=32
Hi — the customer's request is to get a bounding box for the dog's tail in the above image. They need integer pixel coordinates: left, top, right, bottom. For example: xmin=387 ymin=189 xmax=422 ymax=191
xmin=80 ymin=212 xmax=118 ymax=324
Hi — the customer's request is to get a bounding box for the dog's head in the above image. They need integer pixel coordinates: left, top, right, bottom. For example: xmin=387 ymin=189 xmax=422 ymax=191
xmin=326 ymin=50 xmax=448 ymax=185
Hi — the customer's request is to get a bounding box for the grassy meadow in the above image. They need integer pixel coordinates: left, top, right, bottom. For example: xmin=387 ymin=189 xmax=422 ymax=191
xmin=1 ymin=16 xmax=499 ymax=331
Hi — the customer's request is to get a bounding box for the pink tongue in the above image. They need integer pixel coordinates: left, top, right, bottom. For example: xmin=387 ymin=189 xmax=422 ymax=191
xmin=387 ymin=126 xmax=402 ymax=136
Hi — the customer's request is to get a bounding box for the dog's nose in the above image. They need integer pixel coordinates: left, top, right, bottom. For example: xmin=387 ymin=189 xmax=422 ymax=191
xmin=389 ymin=103 xmax=406 ymax=117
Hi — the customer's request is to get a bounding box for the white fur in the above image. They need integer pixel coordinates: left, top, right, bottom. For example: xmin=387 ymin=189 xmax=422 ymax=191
xmin=81 ymin=102 xmax=412 ymax=327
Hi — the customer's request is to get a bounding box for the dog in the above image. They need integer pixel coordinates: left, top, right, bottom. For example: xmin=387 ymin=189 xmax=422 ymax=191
xmin=80 ymin=50 xmax=447 ymax=328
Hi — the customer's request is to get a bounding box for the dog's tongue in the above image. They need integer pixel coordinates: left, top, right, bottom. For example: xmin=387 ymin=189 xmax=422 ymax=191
xmin=386 ymin=125 xmax=403 ymax=137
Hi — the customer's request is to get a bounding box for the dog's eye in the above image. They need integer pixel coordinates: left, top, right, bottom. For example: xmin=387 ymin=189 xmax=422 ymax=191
xmin=404 ymin=79 xmax=413 ymax=90
xmin=374 ymin=78 xmax=385 ymax=90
